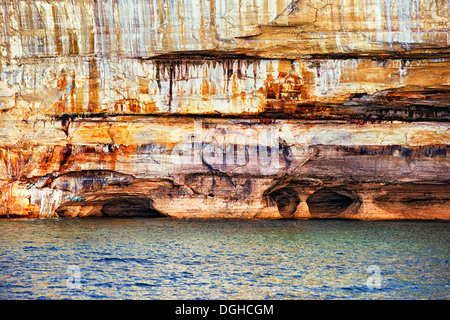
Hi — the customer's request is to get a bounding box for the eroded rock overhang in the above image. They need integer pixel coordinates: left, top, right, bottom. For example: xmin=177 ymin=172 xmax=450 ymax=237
xmin=0 ymin=0 xmax=449 ymax=219
xmin=1 ymin=117 xmax=448 ymax=219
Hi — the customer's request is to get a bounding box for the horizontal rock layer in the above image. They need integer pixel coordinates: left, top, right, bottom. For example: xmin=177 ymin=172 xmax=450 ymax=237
xmin=0 ymin=0 xmax=449 ymax=219
xmin=1 ymin=117 xmax=449 ymax=219
xmin=1 ymin=0 xmax=449 ymax=59
xmin=1 ymin=56 xmax=449 ymax=120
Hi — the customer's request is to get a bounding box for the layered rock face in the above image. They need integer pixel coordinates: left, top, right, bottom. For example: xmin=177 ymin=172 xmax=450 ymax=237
xmin=0 ymin=0 xmax=449 ymax=219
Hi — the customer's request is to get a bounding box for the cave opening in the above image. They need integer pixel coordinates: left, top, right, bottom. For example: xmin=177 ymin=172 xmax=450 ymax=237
xmin=307 ymin=188 xmax=355 ymax=217
xmin=269 ymin=187 xmax=300 ymax=218
xmin=101 ymin=197 xmax=163 ymax=217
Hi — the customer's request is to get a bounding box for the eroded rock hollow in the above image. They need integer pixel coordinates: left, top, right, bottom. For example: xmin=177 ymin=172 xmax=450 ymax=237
xmin=0 ymin=0 xmax=449 ymax=219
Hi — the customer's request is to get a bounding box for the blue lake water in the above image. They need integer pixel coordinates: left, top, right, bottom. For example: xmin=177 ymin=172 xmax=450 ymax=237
xmin=0 ymin=218 xmax=448 ymax=300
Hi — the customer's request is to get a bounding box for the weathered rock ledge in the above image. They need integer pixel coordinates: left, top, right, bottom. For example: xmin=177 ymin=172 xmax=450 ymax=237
xmin=0 ymin=0 xmax=449 ymax=219
xmin=1 ymin=117 xmax=448 ymax=219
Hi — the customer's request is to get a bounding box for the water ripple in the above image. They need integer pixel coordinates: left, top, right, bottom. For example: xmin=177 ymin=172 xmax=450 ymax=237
xmin=0 ymin=219 xmax=448 ymax=299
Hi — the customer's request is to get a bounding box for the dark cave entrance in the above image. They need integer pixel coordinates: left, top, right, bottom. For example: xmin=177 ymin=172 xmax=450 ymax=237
xmin=101 ymin=197 xmax=163 ymax=217
xmin=269 ymin=187 xmax=300 ymax=218
xmin=306 ymin=188 xmax=355 ymax=217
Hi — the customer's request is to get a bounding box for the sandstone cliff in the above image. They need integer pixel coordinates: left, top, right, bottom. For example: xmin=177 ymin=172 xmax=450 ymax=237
xmin=0 ymin=0 xmax=449 ymax=219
